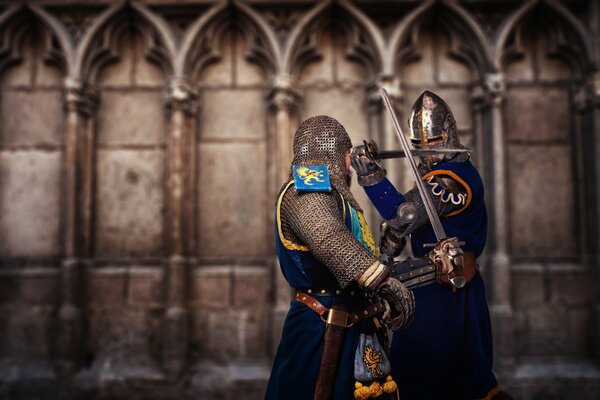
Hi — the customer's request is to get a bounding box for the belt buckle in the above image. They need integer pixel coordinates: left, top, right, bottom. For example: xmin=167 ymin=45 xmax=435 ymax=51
xmin=320 ymin=307 xmax=352 ymax=328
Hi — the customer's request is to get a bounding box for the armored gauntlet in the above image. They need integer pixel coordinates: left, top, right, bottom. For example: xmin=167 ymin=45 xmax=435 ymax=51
xmin=350 ymin=140 xmax=386 ymax=186
xmin=356 ymin=262 xmax=415 ymax=331
xmin=427 ymin=237 xmax=465 ymax=288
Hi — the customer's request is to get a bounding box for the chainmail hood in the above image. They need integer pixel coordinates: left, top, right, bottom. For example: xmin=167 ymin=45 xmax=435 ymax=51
xmin=291 ymin=115 xmax=361 ymax=210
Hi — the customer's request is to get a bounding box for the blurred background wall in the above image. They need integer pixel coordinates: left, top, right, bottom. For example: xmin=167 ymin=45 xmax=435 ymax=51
xmin=0 ymin=0 xmax=599 ymax=399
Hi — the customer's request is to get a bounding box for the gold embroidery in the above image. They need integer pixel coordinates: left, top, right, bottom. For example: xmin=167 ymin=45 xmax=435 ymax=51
xmin=363 ymin=345 xmax=385 ymax=378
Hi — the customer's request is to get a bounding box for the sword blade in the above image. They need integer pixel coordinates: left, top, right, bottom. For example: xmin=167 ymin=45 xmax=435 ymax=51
xmin=373 ymin=148 xmax=470 ymax=160
xmin=380 ymin=88 xmax=447 ymax=242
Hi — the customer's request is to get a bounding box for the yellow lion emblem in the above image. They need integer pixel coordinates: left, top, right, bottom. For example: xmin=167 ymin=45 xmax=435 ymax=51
xmin=296 ymin=167 xmax=325 ymax=186
xmin=363 ymin=345 xmax=385 ymax=378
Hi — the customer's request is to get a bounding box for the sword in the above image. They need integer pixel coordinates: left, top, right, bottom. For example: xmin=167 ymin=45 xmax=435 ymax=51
xmin=380 ymin=88 xmax=466 ymax=289
xmin=373 ymin=148 xmax=470 ymax=160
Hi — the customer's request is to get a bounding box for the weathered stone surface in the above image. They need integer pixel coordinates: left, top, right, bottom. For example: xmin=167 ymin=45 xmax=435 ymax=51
xmin=198 ymin=31 xmax=234 ymax=86
xmin=190 ymin=266 xmax=231 ymax=308
xmin=506 ymin=88 xmax=570 ymax=141
xmin=95 ymin=149 xmax=165 ymax=257
xmin=232 ymin=266 xmax=269 ymax=307
xmin=512 ymin=269 xmax=545 ymax=307
xmin=0 ymin=152 xmax=61 ymax=257
xmin=88 ymin=307 xmax=162 ymax=365
xmin=508 ymin=144 xmax=576 ymax=258
xmin=97 ymin=33 xmax=135 ymax=87
xmin=0 ymin=307 xmax=55 ymax=359
xmin=505 ymin=54 xmax=535 ymax=83
xmin=549 ymin=268 xmax=595 ymax=307
xmin=198 ymin=142 xmax=268 ymax=257
xmin=298 ymin=29 xmax=335 ymax=86
xmin=401 ymin=30 xmax=435 ymax=84
xmin=200 ymin=89 xmax=266 ymax=140
xmin=128 ymin=267 xmax=165 ymax=308
xmin=302 ymin=88 xmax=369 ymax=141
xmin=18 ymin=270 xmax=60 ymax=306
xmin=97 ymin=91 xmax=166 ymax=146
xmin=87 ymin=268 xmax=127 ymax=306
xmin=438 ymin=37 xmax=471 ymax=84
xmin=538 ymin=36 xmax=574 ymax=82
xmin=131 ymin=34 xmax=167 ymax=87
xmin=0 ymin=34 xmax=34 ymax=87
xmin=516 ymin=306 xmax=570 ymax=357
xmin=235 ymin=33 xmax=268 ymax=86
xmin=0 ymin=90 xmax=63 ymax=147
xmin=195 ymin=307 xmax=269 ymax=362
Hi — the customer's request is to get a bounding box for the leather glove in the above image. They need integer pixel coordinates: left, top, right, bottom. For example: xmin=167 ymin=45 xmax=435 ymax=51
xmin=375 ymin=277 xmax=415 ymax=331
xmin=350 ymin=140 xmax=386 ymax=186
xmin=427 ymin=237 xmax=465 ymax=288
xmin=379 ymin=221 xmax=407 ymax=260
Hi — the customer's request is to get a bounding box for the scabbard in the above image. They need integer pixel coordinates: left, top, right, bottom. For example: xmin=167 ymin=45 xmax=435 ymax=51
xmin=314 ymin=304 xmax=349 ymax=400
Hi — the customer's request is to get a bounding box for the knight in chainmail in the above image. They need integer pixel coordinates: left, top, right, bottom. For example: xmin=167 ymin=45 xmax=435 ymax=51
xmin=265 ymin=115 xmax=430 ymax=400
xmin=351 ymin=91 xmax=509 ymax=400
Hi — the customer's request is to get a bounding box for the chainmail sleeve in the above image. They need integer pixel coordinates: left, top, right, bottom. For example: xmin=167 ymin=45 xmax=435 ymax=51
xmin=280 ymin=188 xmax=378 ymax=288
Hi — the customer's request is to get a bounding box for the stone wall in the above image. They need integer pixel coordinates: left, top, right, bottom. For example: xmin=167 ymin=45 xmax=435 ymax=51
xmin=0 ymin=1 xmax=599 ymax=399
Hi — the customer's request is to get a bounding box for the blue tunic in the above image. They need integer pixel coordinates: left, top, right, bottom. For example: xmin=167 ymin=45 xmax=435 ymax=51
xmin=363 ymin=160 xmax=498 ymax=399
xmin=265 ymin=181 xmax=386 ymax=400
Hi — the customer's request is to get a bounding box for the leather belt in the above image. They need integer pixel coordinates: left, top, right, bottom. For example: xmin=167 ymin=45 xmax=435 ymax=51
xmin=296 ymin=287 xmax=367 ymax=297
xmin=295 ymin=291 xmax=384 ymax=328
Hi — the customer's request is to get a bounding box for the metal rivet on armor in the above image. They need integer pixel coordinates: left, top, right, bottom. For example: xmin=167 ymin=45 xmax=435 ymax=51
xmin=307 ymin=289 xmax=312 ymax=294
xmin=313 ymin=302 xmax=317 ymax=307
xmin=302 ymin=296 xmax=307 ymax=301
xmin=321 ymin=289 xmax=326 ymax=294
xmin=363 ymin=310 xmax=368 ymax=315
xmin=336 ymin=290 xmax=341 ymax=295
xmin=354 ymin=315 xmax=359 ymax=320
xmin=374 ymin=307 xmax=378 ymax=311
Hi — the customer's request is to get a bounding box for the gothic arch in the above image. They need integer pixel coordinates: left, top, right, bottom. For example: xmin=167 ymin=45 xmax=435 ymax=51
xmin=0 ymin=4 xmax=70 ymax=77
xmin=283 ymin=1 xmax=382 ymax=81
xmin=494 ymin=0 xmax=593 ymax=76
xmin=179 ymin=1 xmax=279 ymax=80
xmin=389 ymin=0 xmax=492 ymax=79
xmin=74 ymin=2 xmax=175 ymax=82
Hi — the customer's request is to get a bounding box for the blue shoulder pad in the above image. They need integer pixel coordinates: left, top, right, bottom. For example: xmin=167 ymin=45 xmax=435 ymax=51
xmin=292 ymin=165 xmax=331 ymax=192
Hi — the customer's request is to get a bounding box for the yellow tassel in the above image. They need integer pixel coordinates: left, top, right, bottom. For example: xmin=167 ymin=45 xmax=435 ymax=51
xmin=354 ymin=385 xmax=372 ymax=400
xmin=382 ymin=375 xmax=398 ymax=394
xmin=369 ymin=381 xmax=383 ymax=398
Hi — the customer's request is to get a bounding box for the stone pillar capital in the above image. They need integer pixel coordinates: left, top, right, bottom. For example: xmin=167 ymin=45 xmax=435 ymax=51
xmin=576 ymin=72 xmax=600 ymax=110
xmin=167 ymin=77 xmax=199 ymax=115
xmin=268 ymin=74 xmax=301 ymax=111
xmin=64 ymin=78 xmax=98 ymax=116
xmin=483 ymin=73 xmax=506 ymax=105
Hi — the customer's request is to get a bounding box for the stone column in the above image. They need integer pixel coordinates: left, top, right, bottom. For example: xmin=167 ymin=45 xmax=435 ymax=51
xmin=267 ymin=74 xmax=301 ymax=354
xmin=57 ymin=78 xmax=98 ymax=374
xmin=579 ymin=73 xmax=600 ymax=360
xmin=163 ymin=77 xmax=199 ymax=377
xmin=483 ymin=73 xmax=515 ymax=370
xmin=368 ymin=77 xmax=405 ymax=189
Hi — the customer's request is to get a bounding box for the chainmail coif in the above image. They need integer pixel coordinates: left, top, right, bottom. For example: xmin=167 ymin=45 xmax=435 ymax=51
xmin=291 ymin=115 xmax=361 ymax=211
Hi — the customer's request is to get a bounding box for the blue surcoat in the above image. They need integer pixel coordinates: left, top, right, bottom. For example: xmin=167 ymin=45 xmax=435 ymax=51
xmin=363 ymin=160 xmax=498 ymax=399
xmin=265 ymin=181 xmax=387 ymax=400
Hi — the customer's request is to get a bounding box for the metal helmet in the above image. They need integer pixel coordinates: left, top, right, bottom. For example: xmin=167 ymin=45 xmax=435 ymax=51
xmin=408 ymin=91 xmax=465 ymax=168
xmin=291 ymin=115 xmax=360 ymax=210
